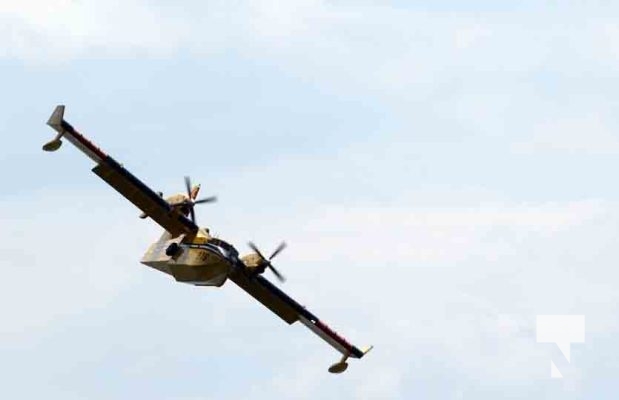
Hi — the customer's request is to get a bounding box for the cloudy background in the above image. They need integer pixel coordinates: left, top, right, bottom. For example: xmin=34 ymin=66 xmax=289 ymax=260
xmin=2 ymin=0 xmax=619 ymax=398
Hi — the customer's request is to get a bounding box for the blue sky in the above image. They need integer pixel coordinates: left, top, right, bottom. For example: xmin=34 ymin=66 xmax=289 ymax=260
xmin=2 ymin=1 xmax=619 ymax=399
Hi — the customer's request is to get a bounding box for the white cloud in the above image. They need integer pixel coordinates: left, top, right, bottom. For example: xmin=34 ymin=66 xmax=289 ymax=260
xmin=5 ymin=1 xmax=619 ymax=396
xmin=2 ymin=0 xmax=615 ymax=79
xmin=0 ymin=189 xmax=154 ymax=339
xmin=3 ymin=177 xmax=618 ymax=397
xmin=454 ymin=24 xmax=492 ymax=50
xmin=283 ymin=200 xmax=604 ymax=264
xmin=0 ymin=0 xmax=229 ymax=61
xmin=513 ymin=113 xmax=619 ymax=154
xmin=248 ymin=0 xmax=328 ymax=41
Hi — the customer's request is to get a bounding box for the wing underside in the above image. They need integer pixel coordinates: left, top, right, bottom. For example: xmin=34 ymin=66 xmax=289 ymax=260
xmin=45 ymin=105 xmax=198 ymax=237
xmin=229 ymin=268 xmax=368 ymax=360
xmin=93 ymin=158 xmax=197 ymax=237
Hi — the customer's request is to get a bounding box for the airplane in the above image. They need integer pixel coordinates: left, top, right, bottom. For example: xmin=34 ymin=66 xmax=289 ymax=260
xmin=42 ymin=105 xmax=372 ymax=374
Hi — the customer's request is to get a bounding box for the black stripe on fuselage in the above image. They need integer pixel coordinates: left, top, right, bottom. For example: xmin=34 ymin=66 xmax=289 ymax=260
xmin=183 ymin=243 xmax=229 ymax=260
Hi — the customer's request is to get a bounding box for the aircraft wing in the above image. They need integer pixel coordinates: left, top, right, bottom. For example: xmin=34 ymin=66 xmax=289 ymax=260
xmin=228 ymin=266 xmax=371 ymax=362
xmin=44 ymin=105 xmax=198 ymax=237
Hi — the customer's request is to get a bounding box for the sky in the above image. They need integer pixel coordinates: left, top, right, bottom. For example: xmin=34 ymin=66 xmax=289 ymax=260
xmin=2 ymin=0 xmax=619 ymax=398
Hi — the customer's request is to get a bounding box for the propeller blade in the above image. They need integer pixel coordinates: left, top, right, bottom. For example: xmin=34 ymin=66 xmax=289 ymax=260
xmin=184 ymin=176 xmax=192 ymax=199
xmin=248 ymin=241 xmax=266 ymax=261
xmin=194 ymin=196 xmax=217 ymax=205
xmin=191 ymin=183 xmax=201 ymax=199
xmin=269 ymin=241 xmax=287 ymax=260
xmin=267 ymin=263 xmax=286 ymax=283
xmin=189 ymin=206 xmax=196 ymax=223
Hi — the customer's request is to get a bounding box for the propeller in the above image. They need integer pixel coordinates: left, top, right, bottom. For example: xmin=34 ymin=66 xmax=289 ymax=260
xmin=248 ymin=241 xmax=287 ymax=283
xmin=170 ymin=176 xmax=217 ymax=223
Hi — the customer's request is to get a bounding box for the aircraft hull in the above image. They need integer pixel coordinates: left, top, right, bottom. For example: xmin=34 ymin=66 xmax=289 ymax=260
xmin=141 ymin=232 xmax=231 ymax=287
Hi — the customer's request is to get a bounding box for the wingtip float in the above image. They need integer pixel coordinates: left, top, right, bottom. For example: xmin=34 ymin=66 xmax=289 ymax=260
xmin=43 ymin=105 xmax=372 ymax=374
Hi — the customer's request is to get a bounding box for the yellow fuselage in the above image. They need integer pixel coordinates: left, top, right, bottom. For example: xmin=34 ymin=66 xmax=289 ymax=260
xmin=141 ymin=229 xmax=233 ymax=287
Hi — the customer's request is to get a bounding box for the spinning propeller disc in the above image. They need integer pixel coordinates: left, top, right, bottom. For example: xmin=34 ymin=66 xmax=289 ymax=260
xmin=248 ymin=241 xmax=287 ymax=282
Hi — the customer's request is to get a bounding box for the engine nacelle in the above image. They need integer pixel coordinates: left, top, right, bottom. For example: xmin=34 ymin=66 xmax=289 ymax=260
xmin=240 ymin=253 xmax=267 ymax=275
xmin=139 ymin=193 xmax=189 ymax=218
